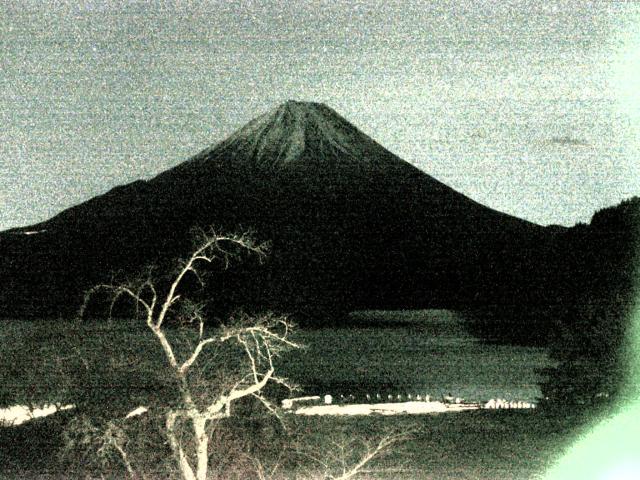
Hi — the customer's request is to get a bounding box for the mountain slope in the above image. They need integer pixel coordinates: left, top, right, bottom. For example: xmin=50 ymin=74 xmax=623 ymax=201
xmin=0 ymin=101 xmax=553 ymax=320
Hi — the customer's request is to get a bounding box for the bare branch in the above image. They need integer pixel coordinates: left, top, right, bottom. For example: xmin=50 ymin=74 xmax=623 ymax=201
xmin=81 ymin=284 xmax=152 ymax=321
xmin=295 ymin=448 xmax=331 ymax=475
xmin=97 ymin=422 xmax=148 ymax=480
xmin=251 ymin=392 xmax=289 ymax=431
xmin=227 ymin=367 xmax=275 ymax=403
xmin=166 ymin=412 xmax=197 ymax=480
xmin=154 ymin=231 xmax=266 ymax=329
xmin=149 ymin=324 xmax=178 ymax=369
xmin=178 ymin=338 xmax=217 ymax=374
xmin=187 ymin=265 xmax=206 ymax=287
xmin=205 ymin=367 xmax=276 ymax=419
xmin=191 ymin=255 xmax=213 ymax=264
xmin=298 ymin=431 xmax=411 ymax=480
xmin=238 ymin=335 xmax=259 ymax=383
xmin=77 ymin=229 xmax=296 ymax=480
xmin=108 ymin=289 xmax=126 ymax=321
xmin=330 ymin=433 xmax=410 ymax=480
xmin=267 ymin=374 xmax=298 ymax=392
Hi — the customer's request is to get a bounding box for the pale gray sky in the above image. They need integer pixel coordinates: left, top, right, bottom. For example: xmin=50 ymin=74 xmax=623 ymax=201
xmin=1 ymin=0 xmax=639 ymax=230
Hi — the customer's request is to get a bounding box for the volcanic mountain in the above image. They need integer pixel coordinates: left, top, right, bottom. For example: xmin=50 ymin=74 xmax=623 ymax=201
xmin=0 ymin=101 xmax=557 ymax=320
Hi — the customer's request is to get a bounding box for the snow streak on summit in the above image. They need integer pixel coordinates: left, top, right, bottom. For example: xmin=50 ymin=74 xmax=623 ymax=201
xmin=202 ymin=101 xmax=371 ymax=167
xmin=161 ymin=100 xmax=424 ymax=182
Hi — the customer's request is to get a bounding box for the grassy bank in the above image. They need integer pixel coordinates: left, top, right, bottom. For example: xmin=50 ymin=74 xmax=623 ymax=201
xmin=289 ymin=408 xmax=595 ymax=479
xmin=0 ymin=407 xmax=594 ymax=479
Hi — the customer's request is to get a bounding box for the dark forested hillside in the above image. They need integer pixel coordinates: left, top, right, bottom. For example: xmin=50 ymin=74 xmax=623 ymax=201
xmin=539 ymin=197 xmax=640 ymax=406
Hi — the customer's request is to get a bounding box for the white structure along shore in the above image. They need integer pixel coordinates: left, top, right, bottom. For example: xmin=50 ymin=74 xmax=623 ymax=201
xmin=0 ymin=404 xmax=74 ymax=426
xmin=287 ymin=396 xmax=537 ymax=416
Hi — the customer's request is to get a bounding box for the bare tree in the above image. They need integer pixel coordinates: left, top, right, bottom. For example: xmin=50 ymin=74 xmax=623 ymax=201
xmin=80 ymin=229 xmax=300 ymax=480
xmin=298 ymin=431 xmax=411 ymax=480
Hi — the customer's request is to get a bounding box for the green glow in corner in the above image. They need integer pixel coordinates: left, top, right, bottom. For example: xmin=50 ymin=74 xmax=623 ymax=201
xmin=544 ymin=17 xmax=640 ymax=479
xmin=543 ymin=403 xmax=640 ymax=479
xmin=544 ymin=301 xmax=640 ymax=479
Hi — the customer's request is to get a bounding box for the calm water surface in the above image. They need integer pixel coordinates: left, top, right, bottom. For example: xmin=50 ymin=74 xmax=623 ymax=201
xmin=277 ymin=310 xmax=553 ymax=403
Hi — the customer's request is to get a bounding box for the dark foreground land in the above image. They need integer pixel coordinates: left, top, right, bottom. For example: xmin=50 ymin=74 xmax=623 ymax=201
xmin=0 ymin=312 xmax=612 ymax=478
xmin=0 ymin=406 xmax=598 ymax=479
xmin=0 ymin=312 xmax=583 ymax=479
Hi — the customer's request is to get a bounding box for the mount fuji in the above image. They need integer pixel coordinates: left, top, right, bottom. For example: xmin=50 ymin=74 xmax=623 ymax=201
xmin=0 ymin=101 xmax=556 ymax=320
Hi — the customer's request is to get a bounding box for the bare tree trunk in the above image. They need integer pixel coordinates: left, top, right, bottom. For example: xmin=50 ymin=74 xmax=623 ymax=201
xmin=193 ymin=415 xmax=209 ymax=480
xmin=166 ymin=412 xmax=197 ymax=480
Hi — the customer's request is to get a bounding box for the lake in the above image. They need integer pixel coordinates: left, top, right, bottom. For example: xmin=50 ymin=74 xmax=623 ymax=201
xmin=0 ymin=311 xmax=553 ymax=412
xmin=276 ymin=310 xmax=553 ymax=403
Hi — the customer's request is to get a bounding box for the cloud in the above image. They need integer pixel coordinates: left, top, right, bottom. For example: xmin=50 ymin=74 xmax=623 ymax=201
xmin=547 ymin=136 xmax=590 ymax=146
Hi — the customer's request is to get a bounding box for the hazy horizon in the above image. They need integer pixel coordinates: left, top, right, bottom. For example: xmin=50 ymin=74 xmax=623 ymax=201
xmin=2 ymin=0 xmax=639 ymax=230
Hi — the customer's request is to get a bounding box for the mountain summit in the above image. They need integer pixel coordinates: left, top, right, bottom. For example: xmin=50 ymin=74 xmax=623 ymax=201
xmin=155 ymin=100 xmax=441 ymax=194
xmin=214 ymin=100 xmax=361 ymax=168
xmin=179 ymin=100 xmax=394 ymax=171
xmin=0 ymin=102 xmax=550 ymax=319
